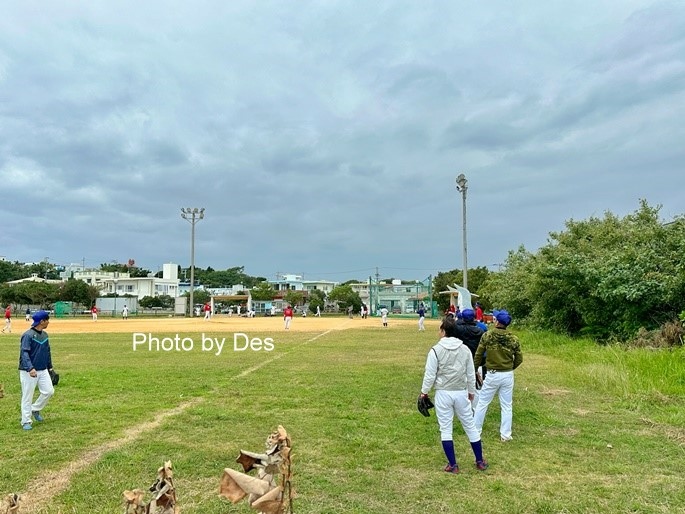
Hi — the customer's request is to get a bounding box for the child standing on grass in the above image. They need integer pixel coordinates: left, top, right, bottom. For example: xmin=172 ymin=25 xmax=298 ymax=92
xmin=420 ymin=316 xmax=488 ymax=473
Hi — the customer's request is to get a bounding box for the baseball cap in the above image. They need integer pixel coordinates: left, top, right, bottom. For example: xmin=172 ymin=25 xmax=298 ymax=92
xmin=31 ymin=310 xmax=50 ymax=327
xmin=461 ymin=308 xmax=475 ymax=321
xmin=494 ymin=309 xmax=512 ymax=326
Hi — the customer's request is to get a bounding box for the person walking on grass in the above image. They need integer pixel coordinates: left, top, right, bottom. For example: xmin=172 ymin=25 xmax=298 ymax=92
xmin=473 ymin=309 xmax=523 ymax=442
xmin=18 ymin=310 xmax=55 ymax=430
xmin=420 ymin=316 xmax=488 ymax=473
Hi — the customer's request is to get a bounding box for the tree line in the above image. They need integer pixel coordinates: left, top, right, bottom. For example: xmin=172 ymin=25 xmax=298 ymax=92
xmin=479 ymin=200 xmax=685 ymax=341
xmin=2 ymin=201 xmax=683 ymax=341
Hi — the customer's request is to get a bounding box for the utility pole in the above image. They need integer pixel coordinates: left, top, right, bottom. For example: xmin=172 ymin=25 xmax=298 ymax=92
xmin=456 ymin=174 xmax=468 ymax=289
xmin=181 ymin=207 xmax=205 ymax=317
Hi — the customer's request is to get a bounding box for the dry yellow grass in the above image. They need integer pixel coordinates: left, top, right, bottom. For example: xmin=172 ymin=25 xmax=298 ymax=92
xmin=40 ymin=314 xmax=432 ymax=335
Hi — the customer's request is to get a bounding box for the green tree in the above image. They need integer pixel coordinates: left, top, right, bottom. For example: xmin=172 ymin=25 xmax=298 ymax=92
xmin=284 ymin=290 xmax=304 ymax=307
xmin=0 ymin=284 xmax=18 ymax=306
xmin=86 ymin=284 xmax=101 ymax=307
xmin=25 ymin=262 xmax=60 ymax=280
xmin=308 ymin=289 xmax=326 ymax=314
xmin=192 ymin=265 xmax=266 ymax=289
xmin=328 ymin=285 xmax=362 ymax=311
xmin=251 ymin=281 xmax=275 ymax=301
xmin=100 ymin=263 xmax=153 ymax=278
xmin=182 ymin=289 xmax=211 ymax=306
xmin=58 ymin=279 xmax=92 ymax=306
xmin=480 ymin=246 xmax=537 ymax=322
xmin=139 ymin=295 xmax=175 ymax=309
xmin=99 ymin=263 xmax=129 ymax=273
xmin=432 ymin=269 xmax=462 ymax=313
xmin=10 ymin=282 xmax=60 ymax=308
xmin=0 ymin=260 xmax=29 ymax=283
xmin=432 ymin=267 xmax=492 ymax=312
xmin=129 ymin=267 xmax=153 ymax=278
xmin=481 ymin=200 xmax=685 ymax=340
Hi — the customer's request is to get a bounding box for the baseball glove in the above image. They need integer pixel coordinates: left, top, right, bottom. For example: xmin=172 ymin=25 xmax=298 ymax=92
xmin=417 ymin=394 xmax=434 ymax=417
xmin=49 ymin=369 xmax=60 ymax=386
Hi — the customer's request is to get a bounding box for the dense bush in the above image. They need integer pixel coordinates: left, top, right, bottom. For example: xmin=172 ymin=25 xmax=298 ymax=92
xmin=482 ymin=201 xmax=685 ymax=341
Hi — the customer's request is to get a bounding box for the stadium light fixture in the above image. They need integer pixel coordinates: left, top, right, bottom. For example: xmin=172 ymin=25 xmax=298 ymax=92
xmin=181 ymin=207 xmax=205 ymax=317
xmin=455 ymin=174 xmax=468 ymax=289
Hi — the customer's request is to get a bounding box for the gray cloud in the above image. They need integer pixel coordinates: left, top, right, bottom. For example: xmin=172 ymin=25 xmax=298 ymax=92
xmin=0 ymin=1 xmax=684 ymax=281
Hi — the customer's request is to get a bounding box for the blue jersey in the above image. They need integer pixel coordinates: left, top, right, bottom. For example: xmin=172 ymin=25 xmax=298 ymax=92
xmin=19 ymin=328 xmax=52 ymax=371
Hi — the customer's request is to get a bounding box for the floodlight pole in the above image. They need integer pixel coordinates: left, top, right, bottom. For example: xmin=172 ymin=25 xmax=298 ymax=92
xmin=456 ymin=174 xmax=468 ymax=290
xmin=181 ymin=207 xmax=205 ymax=317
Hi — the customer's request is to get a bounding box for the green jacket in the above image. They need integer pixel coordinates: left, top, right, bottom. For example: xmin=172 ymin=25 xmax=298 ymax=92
xmin=474 ymin=326 xmax=522 ymax=372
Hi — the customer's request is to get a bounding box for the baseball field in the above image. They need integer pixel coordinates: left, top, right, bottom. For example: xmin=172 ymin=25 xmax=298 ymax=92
xmin=1 ymin=315 xmax=684 ymax=513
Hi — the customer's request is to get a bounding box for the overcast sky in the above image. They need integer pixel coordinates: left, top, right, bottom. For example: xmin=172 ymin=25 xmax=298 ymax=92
xmin=1 ymin=1 xmax=683 ymax=282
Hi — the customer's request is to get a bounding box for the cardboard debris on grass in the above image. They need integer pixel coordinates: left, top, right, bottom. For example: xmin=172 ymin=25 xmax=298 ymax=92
xmin=219 ymin=425 xmax=294 ymax=514
xmin=123 ymin=461 xmax=178 ymax=514
xmin=2 ymin=494 xmax=20 ymax=514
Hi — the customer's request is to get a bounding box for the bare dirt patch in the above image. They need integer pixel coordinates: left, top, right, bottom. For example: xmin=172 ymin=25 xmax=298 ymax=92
xmin=43 ymin=314 xmax=427 ymax=335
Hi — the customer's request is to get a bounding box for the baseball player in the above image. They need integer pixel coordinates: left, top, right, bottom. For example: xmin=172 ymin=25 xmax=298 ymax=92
xmin=2 ymin=305 xmax=12 ymax=333
xmin=2 ymin=305 xmax=12 ymax=334
xmin=18 ymin=310 xmax=55 ymax=430
xmin=380 ymin=306 xmax=389 ymax=327
xmin=420 ymin=316 xmax=488 ymax=473
xmin=283 ymin=305 xmax=293 ymax=330
xmin=473 ymin=310 xmax=523 ymax=442
xmin=418 ymin=305 xmax=426 ymax=331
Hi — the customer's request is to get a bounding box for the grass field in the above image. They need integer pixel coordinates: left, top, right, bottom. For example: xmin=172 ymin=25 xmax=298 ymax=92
xmin=1 ymin=316 xmax=684 ymax=513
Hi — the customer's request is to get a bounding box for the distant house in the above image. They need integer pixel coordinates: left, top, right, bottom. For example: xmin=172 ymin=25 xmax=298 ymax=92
xmin=73 ymin=263 xmax=180 ymax=300
xmin=5 ymin=273 xmax=62 ymax=286
xmin=266 ymin=274 xmax=339 ymax=311
xmin=368 ymin=279 xmax=431 ymax=315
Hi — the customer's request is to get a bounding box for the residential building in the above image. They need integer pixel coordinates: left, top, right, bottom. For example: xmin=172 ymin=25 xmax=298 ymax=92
xmin=5 ymin=274 xmax=63 ymax=286
xmin=73 ymin=262 xmax=180 ymax=300
xmin=368 ymin=279 xmax=432 ymax=315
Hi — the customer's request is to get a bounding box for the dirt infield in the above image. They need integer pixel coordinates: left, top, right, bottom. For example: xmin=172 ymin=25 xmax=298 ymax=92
xmin=39 ymin=314 xmax=429 ymax=334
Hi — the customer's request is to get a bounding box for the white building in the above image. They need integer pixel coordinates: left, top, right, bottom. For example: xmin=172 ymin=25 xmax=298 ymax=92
xmin=59 ymin=263 xmax=87 ymax=280
xmin=5 ymin=273 xmax=63 ymax=286
xmin=303 ymin=279 xmax=338 ymax=295
xmin=73 ymin=263 xmax=180 ymax=299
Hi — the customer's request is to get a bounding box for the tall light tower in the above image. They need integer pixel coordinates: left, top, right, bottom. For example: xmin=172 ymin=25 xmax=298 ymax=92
xmin=455 ymin=174 xmax=468 ymax=289
xmin=181 ymin=207 xmax=205 ymax=317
